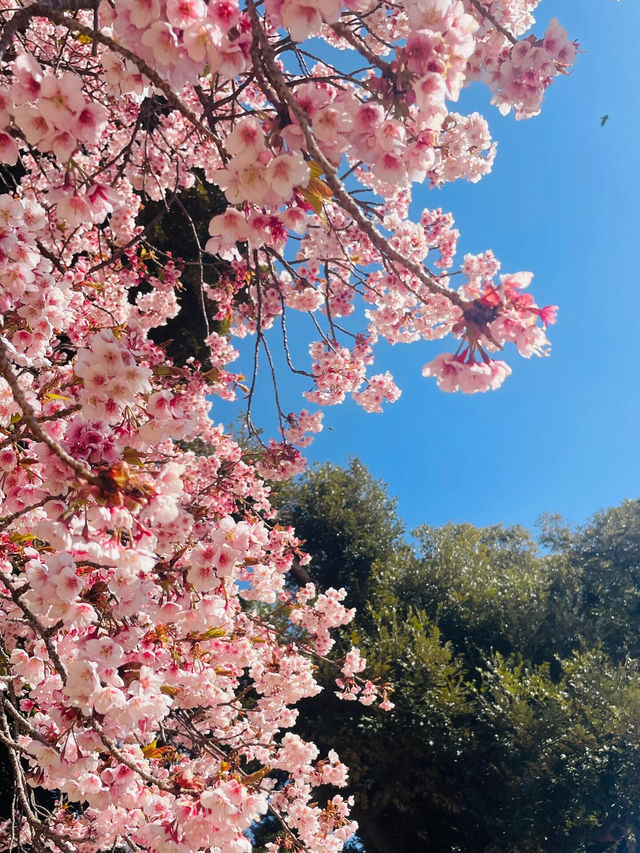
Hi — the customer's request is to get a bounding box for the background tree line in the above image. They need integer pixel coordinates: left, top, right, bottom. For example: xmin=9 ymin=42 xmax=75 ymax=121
xmin=250 ymin=460 xmax=640 ymax=853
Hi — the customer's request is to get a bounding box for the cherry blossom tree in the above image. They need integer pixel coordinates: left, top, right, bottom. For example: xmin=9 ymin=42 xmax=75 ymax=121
xmin=0 ymin=0 xmax=575 ymax=851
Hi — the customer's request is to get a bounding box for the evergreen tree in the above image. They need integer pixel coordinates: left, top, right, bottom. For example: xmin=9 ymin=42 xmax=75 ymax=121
xmin=271 ymin=465 xmax=640 ymax=853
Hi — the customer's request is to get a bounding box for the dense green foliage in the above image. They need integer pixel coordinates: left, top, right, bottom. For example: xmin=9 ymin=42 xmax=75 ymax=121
xmin=138 ymin=173 xmax=228 ymax=367
xmin=275 ymin=459 xmax=405 ymax=611
xmin=267 ymin=462 xmax=640 ymax=853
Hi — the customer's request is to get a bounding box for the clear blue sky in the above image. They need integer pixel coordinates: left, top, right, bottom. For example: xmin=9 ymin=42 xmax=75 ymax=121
xmin=220 ymin=0 xmax=640 ymax=534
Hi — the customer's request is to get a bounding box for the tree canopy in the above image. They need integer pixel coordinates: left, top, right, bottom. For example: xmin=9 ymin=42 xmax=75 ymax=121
xmin=272 ymin=463 xmax=640 ymax=853
xmin=0 ymin=0 xmax=602 ymax=850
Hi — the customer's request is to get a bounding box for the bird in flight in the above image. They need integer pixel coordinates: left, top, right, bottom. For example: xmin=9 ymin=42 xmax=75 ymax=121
xmin=600 ymin=115 xmax=610 ymax=126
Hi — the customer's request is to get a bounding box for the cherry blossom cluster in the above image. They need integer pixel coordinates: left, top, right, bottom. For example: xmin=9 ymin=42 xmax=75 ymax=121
xmin=467 ymin=4 xmax=577 ymax=118
xmin=0 ymin=0 xmax=576 ymax=850
xmin=421 ymin=257 xmax=557 ymax=392
xmin=214 ymin=118 xmax=311 ymax=206
xmin=104 ymin=0 xmax=250 ymax=89
xmin=283 ymin=409 xmax=324 ymax=448
xmin=2 ymin=54 xmax=107 ymax=164
xmin=0 ymin=402 xmax=374 ymax=853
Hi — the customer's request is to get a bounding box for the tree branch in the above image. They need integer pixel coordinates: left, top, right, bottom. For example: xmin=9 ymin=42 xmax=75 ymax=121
xmin=88 ymin=717 xmax=177 ymax=793
xmin=246 ymin=2 xmax=466 ymax=315
xmin=0 ymin=338 xmax=97 ymax=485
xmin=48 ymin=10 xmax=228 ymax=160
xmin=0 ymin=0 xmax=99 ymax=61
xmin=466 ymin=0 xmax=517 ymax=45
xmin=1 ymin=572 xmax=68 ymax=682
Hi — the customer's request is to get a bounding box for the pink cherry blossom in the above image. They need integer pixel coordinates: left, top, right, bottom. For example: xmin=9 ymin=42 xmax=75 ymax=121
xmin=0 ymin=0 xmax=575 ymax=849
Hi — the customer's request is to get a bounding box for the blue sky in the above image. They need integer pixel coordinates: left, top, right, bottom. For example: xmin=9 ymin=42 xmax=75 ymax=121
xmin=220 ymin=0 xmax=640 ymax=535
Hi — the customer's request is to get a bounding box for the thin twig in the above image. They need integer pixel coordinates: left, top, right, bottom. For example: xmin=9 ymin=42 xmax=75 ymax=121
xmin=173 ymin=194 xmax=210 ymax=339
xmin=330 ymin=21 xmax=393 ymax=73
